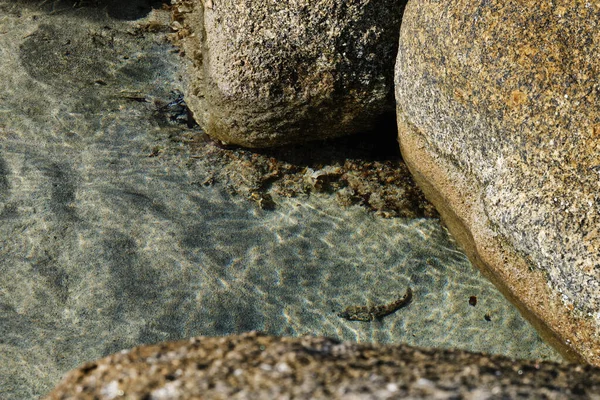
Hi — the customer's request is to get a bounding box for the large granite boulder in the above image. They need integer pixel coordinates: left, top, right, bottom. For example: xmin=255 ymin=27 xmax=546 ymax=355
xmin=44 ymin=332 xmax=600 ymax=399
xmin=395 ymin=0 xmax=600 ymax=364
xmin=170 ymin=0 xmax=406 ymax=148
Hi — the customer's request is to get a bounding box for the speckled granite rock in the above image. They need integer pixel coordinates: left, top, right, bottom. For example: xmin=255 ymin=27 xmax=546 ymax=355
xmin=170 ymin=0 xmax=406 ymax=148
xmin=395 ymin=0 xmax=600 ymax=364
xmin=44 ymin=332 xmax=600 ymax=399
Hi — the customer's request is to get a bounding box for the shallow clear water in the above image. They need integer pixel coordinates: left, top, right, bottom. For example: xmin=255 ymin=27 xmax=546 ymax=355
xmin=0 ymin=3 xmax=560 ymax=398
xmin=0 ymin=151 xmax=561 ymax=397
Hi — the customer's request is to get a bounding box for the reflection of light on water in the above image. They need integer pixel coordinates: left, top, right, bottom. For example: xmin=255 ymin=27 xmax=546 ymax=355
xmin=293 ymin=198 xmax=346 ymax=222
xmin=244 ymin=193 xmax=560 ymax=361
xmin=0 ymin=8 xmax=566 ymax=396
xmin=1 ymin=146 xmax=563 ymax=399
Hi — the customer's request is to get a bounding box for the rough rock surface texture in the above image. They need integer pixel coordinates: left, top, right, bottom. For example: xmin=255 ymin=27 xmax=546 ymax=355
xmin=395 ymin=0 xmax=600 ymax=365
xmin=44 ymin=332 xmax=600 ymax=399
xmin=171 ymin=0 xmax=406 ymax=148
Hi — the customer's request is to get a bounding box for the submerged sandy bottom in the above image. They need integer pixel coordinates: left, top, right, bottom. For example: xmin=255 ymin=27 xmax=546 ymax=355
xmin=0 ymin=2 xmax=559 ymax=398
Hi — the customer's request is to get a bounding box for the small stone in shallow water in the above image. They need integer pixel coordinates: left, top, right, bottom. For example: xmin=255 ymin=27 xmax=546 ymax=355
xmin=338 ymin=287 xmax=412 ymax=322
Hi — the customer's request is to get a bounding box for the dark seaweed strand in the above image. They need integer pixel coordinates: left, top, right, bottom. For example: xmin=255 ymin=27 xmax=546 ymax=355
xmin=337 ymin=287 xmax=413 ymax=322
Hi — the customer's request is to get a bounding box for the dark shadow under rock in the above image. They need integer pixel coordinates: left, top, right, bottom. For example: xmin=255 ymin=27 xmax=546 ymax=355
xmin=173 ymin=112 xmax=437 ymax=218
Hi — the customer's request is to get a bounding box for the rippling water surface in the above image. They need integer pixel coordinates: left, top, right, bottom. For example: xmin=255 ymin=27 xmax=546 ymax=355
xmin=0 ymin=3 xmax=560 ymax=398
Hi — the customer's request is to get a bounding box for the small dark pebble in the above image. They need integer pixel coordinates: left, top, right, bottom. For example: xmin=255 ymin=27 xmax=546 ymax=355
xmin=484 ymin=313 xmax=491 ymax=321
xmin=469 ymin=296 xmax=477 ymax=306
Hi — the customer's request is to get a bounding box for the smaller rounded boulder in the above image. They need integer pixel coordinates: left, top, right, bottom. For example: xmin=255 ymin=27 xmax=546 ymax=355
xmin=172 ymin=0 xmax=406 ymax=147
